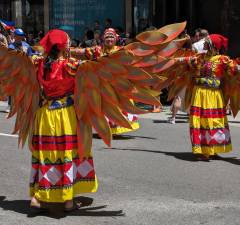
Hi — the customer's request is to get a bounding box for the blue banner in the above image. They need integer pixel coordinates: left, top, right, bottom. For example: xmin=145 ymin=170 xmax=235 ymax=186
xmin=50 ymin=0 xmax=125 ymax=40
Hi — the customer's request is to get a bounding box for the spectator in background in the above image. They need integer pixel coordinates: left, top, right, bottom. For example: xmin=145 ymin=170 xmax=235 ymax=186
xmin=6 ymin=29 xmax=33 ymax=113
xmin=34 ymin=30 xmax=44 ymax=44
xmin=169 ymin=96 xmax=182 ymax=124
xmin=80 ymin=29 xmax=96 ymax=48
xmin=115 ymin=26 xmax=125 ymax=46
xmin=0 ymin=32 xmax=8 ymax=47
xmin=168 ymin=30 xmax=192 ymax=122
xmin=71 ymin=38 xmax=80 ymax=47
xmin=94 ymin=29 xmax=102 ymax=45
xmin=192 ymin=29 xmax=209 ymax=53
xmin=7 ymin=30 xmax=15 ymax=44
xmin=192 ymin=28 xmax=201 ymax=43
xmin=27 ymin=33 xmax=35 ymax=46
xmin=125 ymin=32 xmax=134 ymax=45
xmin=9 ymin=28 xmax=33 ymax=56
xmin=104 ymin=18 xmax=112 ymax=30
xmin=93 ymin=20 xmax=102 ymax=33
xmin=0 ymin=23 xmax=8 ymax=47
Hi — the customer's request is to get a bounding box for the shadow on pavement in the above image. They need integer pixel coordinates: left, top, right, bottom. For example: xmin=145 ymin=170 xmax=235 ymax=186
xmin=0 ymin=196 xmax=124 ymax=219
xmin=228 ymin=120 xmax=240 ymax=124
xmin=93 ymin=133 xmax=135 ymax=140
xmin=118 ymin=135 xmax=157 ymax=140
xmin=107 ymin=148 xmax=240 ymax=164
xmin=93 ymin=133 xmax=156 ymax=140
xmin=153 ymin=120 xmax=188 ymax=124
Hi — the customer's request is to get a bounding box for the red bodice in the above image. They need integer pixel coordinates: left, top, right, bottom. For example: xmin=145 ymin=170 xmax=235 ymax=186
xmin=37 ymin=58 xmax=76 ymax=98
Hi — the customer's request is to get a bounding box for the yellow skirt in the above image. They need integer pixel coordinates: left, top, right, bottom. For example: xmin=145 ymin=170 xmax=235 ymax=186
xmin=190 ymin=86 xmax=232 ymax=156
xmin=110 ymin=120 xmax=140 ymax=135
xmin=30 ymin=97 xmax=98 ymax=203
xmin=109 ymin=100 xmax=140 ymax=135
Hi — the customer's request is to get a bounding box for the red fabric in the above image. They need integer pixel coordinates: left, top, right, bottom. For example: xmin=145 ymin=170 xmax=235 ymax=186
xmin=31 ymin=158 xmax=95 ymax=187
xmin=209 ymin=34 xmax=228 ymax=51
xmin=190 ymin=106 xmax=226 ymax=118
xmin=37 ymin=59 xmax=75 ymax=98
xmin=191 ymin=127 xmax=231 ymax=146
xmin=40 ymin=29 xmax=68 ymax=54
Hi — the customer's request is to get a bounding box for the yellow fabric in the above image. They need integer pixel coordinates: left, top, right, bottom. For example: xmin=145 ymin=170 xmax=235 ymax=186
xmin=192 ymin=145 xmax=232 ymax=156
xmin=34 ymin=99 xmax=77 ymax=136
xmin=190 ymin=86 xmax=232 ymax=156
xmin=31 ymin=100 xmax=98 ymax=203
xmin=111 ymin=121 xmax=140 ymax=135
xmin=30 ymin=175 xmax=98 ymax=203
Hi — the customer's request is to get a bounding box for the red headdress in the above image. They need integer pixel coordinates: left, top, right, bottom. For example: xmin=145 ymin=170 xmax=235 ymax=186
xmin=103 ymin=28 xmax=119 ymax=41
xmin=209 ymin=34 xmax=228 ymax=51
xmin=40 ymin=29 xmax=68 ymax=54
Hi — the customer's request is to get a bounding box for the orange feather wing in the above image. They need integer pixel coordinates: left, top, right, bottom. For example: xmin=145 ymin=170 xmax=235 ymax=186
xmin=74 ymin=22 xmax=187 ymax=153
xmin=0 ymin=45 xmax=40 ymax=148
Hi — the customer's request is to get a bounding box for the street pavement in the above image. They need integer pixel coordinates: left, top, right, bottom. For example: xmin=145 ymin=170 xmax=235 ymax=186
xmin=1 ymin=102 xmax=240 ymax=224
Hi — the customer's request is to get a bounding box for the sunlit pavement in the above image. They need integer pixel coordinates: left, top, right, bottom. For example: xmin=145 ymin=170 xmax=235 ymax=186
xmin=1 ymin=102 xmax=240 ymax=225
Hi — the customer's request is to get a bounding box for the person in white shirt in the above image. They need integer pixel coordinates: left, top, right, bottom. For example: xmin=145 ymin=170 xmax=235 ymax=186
xmin=192 ymin=29 xmax=209 ymax=53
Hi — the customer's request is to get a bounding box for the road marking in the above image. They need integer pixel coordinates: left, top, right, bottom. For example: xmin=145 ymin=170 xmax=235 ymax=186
xmin=0 ymin=133 xmax=18 ymax=138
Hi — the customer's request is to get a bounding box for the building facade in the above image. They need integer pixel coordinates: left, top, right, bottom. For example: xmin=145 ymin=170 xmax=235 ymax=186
xmin=1 ymin=0 xmax=239 ymax=55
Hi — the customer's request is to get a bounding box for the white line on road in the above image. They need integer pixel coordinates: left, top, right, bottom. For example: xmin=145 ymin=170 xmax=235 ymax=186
xmin=0 ymin=132 xmax=18 ymax=138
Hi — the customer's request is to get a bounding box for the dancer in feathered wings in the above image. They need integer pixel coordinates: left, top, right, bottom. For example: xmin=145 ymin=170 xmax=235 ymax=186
xmin=0 ymin=23 xmax=186 ymax=210
xmin=73 ymin=28 xmax=141 ymax=135
xmin=88 ymin=28 xmax=141 ymax=135
xmin=158 ymin=34 xmax=240 ymax=160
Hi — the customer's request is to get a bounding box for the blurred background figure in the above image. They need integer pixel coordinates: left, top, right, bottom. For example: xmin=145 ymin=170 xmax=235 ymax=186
xmin=169 ymin=96 xmax=182 ymax=124
xmin=26 ymin=33 xmax=35 ymax=46
xmin=125 ymin=32 xmax=134 ymax=45
xmin=34 ymin=30 xmax=44 ymax=44
xmin=94 ymin=29 xmax=102 ymax=45
xmin=9 ymin=28 xmax=33 ymax=56
xmin=6 ymin=28 xmax=33 ymax=113
xmin=7 ymin=30 xmax=15 ymax=44
xmin=192 ymin=28 xmax=209 ymax=53
xmin=80 ymin=29 xmax=96 ymax=48
xmin=93 ymin=20 xmax=102 ymax=33
xmin=0 ymin=32 xmax=8 ymax=47
xmin=104 ymin=18 xmax=112 ymax=30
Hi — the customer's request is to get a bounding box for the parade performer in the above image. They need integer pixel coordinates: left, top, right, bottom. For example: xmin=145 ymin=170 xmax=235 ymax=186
xmin=0 ymin=23 xmax=187 ymax=211
xmin=77 ymin=28 xmax=140 ymax=135
xmin=159 ymin=34 xmax=240 ymax=160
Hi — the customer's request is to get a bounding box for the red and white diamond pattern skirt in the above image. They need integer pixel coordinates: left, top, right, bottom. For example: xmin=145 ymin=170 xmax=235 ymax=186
xmin=190 ymin=86 xmax=232 ymax=156
xmin=30 ymin=101 xmax=98 ymax=203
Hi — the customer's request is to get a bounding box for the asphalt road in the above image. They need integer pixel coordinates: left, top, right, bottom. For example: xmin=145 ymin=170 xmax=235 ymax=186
xmin=1 ymin=106 xmax=240 ymax=225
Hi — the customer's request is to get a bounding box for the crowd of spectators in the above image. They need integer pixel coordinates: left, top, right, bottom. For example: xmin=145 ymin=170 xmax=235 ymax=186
xmin=0 ymin=17 xmax=212 ymax=54
xmin=0 ymin=18 xmax=136 ymax=51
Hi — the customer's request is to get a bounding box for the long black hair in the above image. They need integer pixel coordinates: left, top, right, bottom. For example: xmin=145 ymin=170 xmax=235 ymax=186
xmin=44 ymin=44 xmax=60 ymax=78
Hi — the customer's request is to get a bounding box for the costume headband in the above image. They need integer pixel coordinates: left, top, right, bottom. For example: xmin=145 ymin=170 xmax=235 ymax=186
xmin=40 ymin=29 xmax=68 ymax=54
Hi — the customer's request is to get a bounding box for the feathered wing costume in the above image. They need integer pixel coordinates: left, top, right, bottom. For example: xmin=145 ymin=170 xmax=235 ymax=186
xmin=156 ymin=34 xmax=240 ymax=158
xmin=0 ymin=22 xmax=186 ymax=202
